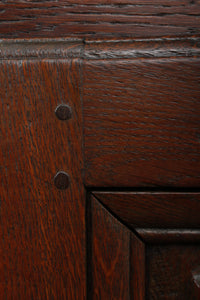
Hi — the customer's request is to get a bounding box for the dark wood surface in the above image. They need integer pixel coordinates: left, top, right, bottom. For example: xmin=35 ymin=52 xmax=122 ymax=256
xmin=90 ymin=195 xmax=130 ymax=299
xmin=130 ymin=233 xmax=146 ymax=300
xmin=0 ymin=38 xmax=84 ymax=60
xmin=0 ymin=56 xmax=86 ymax=299
xmin=83 ymin=56 xmax=200 ymax=187
xmin=0 ymin=0 xmax=200 ymax=38
xmin=91 ymin=194 xmax=200 ymax=299
xmin=84 ymin=37 xmax=200 ymax=60
xmin=147 ymin=245 xmax=200 ymax=299
xmin=136 ymin=228 xmax=200 ymax=243
xmin=1 ymin=1 xmax=200 ymax=296
xmin=94 ymin=192 xmax=200 ymax=228
xmin=90 ymin=195 xmax=146 ymax=300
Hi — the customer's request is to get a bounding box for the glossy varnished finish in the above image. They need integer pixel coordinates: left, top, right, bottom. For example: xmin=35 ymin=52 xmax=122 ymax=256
xmin=83 ymin=56 xmax=200 ymax=187
xmin=0 ymin=1 xmax=200 ymax=38
xmin=0 ymin=57 xmax=85 ymax=299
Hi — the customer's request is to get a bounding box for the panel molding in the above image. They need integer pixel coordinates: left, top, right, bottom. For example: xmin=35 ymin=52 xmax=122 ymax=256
xmin=84 ymin=37 xmax=200 ymax=59
xmin=90 ymin=194 xmax=145 ymax=300
xmin=0 ymin=38 xmax=83 ymax=59
xmin=90 ymin=193 xmax=200 ymax=299
xmin=0 ymin=37 xmax=200 ymax=60
xmin=93 ymin=192 xmax=200 ymax=229
xmin=93 ymin=192 xmax=200 ymax=243
xmin=136 ymin=228 xmax=200 ymax=243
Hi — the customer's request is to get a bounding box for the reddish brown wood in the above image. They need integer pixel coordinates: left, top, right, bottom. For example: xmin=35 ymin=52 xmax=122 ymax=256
xmin=0 ymin=1 xmax=200 ymax=38
xmin=0 ymin=56 xmax=86 ymax=299
xmin=84 ymin=37 xmax=200 ymax=59
xmin=130 ymin=234 xmax=145 ymax=300
xmin=93 ymin=192 xmax=200 ymax=228
xmin=90 ymin=195 xmax=131 ymax=299
xmin=91 ymin=193 xmax=200 ymax=299
xmin=1 ymin=4 xmax=200 ymax=295
xmin=0 ymin=38 xmax=84 ymax=59
xmin=147 ymin=245 xmax=200 ymax=299
xmin=90 ymin=195 xmax=147 ymax=300
xmin=1 ymin=37 xmax=200 ymax=60
xmin=83 ymin=57 xmax=200 ymax=187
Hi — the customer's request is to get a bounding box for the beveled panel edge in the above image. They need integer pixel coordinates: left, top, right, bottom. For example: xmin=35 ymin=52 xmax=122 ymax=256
xmin=0 ymin=37 xmax=200 ymax=59
xmin=93 ymin=192 xmax=200 ymax=229
xmin=92 ymin=192 xmax=200 ymax=244
xmin=136 ymin=228 xmax=200 ymax=244
xmin=91 ymin=193 xmax=144 ymax=241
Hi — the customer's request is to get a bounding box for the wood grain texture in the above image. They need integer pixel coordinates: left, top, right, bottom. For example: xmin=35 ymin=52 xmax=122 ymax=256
xmin=90 ymin=195 xmax=130 ymax=299
xmin=84 ymin=37 xmax=200 ymax=59
xmin=130 ymin=233 xmax=145 ymax=300
xmin=91 ymin=194 xmax=200 ymax=299
xmin=1 ymin=37 xmax=200 ymax=60
xmin=83 ymin=58 xmax=200 ymax=187
xmin=90 ymin=195 xmax=146 ymax=299
xmin=147 ymin=245 xmax=200 ymax=299
xmin=1 ymin=36 xmax=200 ymax=298
xmin=94 ymin=192 xmax=200 ymax=229
xmin=0 ymin=57 xmax=85 ymax=299
xmin=0 ymin=1 xmax=200 ymax=38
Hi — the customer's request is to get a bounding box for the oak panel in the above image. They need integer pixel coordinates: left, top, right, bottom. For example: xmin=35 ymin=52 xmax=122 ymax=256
xmin=94 ymin=192 xmax=200 ymax=229
xmin=130 ymin=234 xmax=145 ymax=300
xmin=0 ymin=1 xmax=200 ymax=38
xmin=90 ymin=195 xmax=146 ymax=299
xmin=90 ymin=195 xmax=130 ymax=300
xmin=83 ymin=58 xmax=200 ymax=187
xmin=92 ymin=192 xmax=200 ymax=298
xmin=0 ymin=59 xmax=85 ymax=299
xmin=147 ymin=245 xmax=200 ymax=299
